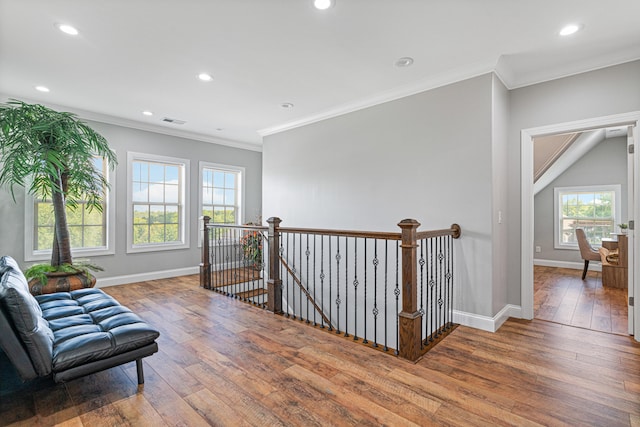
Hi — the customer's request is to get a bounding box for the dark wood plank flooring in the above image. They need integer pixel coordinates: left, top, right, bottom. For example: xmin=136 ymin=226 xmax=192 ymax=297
xmin=534 ymin=265 xmax=628 ymax=335
xmin=2 ymin=274 xmax=639 ymax=426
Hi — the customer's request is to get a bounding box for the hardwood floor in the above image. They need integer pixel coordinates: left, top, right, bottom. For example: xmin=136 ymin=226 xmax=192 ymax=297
xmin=2 ymin=274 xmax=639 ymax=426
xmin=534 ymin=265 xmax=629 ymax=335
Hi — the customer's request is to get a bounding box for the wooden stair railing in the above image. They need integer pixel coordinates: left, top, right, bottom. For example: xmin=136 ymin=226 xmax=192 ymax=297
xmin=202 ymin=216 xmax=462 ymax=362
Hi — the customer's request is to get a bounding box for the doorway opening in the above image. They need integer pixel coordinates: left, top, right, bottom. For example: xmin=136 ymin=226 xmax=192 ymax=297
xmin=532 ymin=128 xmax=628 ymax=334
xmin=520 ymin=112 xmax=640 ymax=341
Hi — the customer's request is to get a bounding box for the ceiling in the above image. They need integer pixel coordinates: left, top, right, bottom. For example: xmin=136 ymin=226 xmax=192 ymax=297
xmin=1 ymin=1 xmax=639 ymax=149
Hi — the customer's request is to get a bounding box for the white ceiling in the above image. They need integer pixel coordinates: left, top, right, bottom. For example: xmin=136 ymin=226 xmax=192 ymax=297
xmin=1 ymin=0 xmax=639 ymax=149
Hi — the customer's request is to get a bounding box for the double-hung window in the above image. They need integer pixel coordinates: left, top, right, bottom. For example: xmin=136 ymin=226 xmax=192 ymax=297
xmin=200 ymin=162 xmax=244 ymax=225
xmin=554 ymin=185 xmax=621 ymax=249
xmin=127 ymin=152 xmax=190 ymax=253
xmin=25 ymin=157 xmax=114 ymax=261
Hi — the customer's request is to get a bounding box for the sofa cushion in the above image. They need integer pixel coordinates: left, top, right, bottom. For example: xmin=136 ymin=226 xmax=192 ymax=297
xmin=34 ymin=288 xmax=160 ymax=373
xmin=0 ymin=256 xmax=54 ymax=376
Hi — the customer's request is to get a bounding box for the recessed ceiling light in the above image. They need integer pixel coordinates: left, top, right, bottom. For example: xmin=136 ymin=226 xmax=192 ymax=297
xmin=395 ymin=57 xmax=414 ymax=68
xmin=35 ymin=86 xmax=50 ymax=93
xmin=198 ymin=73 xmax=213 ymax=82
xmin=142 ymin=111 xmax=153 ymax=116
xmin=281 ymin=103 xmax=294 ymax=109
xmin=56 ymin=23 xmax=79 ymax=36
xmin=559 ymin=24 xmax=581 ymax=36
xmin=313 ymin=0 xmax=334 ymax=10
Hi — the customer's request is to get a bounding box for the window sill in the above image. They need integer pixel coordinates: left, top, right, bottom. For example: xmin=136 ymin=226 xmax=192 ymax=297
xmin=25 ymin=248 xmax=115 ymax=262
xmin=126 ymin=241 xmax=190 ymax=254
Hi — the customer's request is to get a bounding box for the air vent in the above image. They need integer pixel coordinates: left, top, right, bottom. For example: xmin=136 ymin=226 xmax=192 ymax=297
xmin=162 ymin=117 xmax=186 ymax=125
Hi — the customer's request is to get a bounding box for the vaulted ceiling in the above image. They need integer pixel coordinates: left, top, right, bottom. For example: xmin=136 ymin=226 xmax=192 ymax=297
xmin=1 ymin=0 xmax=639 ymax=148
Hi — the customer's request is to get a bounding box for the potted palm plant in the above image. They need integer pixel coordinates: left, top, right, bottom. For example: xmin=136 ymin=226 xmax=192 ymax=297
xmin=0 ymin=99 xmax=117 ymax=294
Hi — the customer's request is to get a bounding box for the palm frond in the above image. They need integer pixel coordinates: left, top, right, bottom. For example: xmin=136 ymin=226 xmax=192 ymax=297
xmin=0 ymin=99 xmax=118 ymax=265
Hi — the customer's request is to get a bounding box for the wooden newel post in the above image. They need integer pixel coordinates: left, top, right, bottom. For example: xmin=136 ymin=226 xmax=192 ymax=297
xmin=267 ymin=217 xmax=283 ymax=314
xmin=398 ymin=218 xmax=422 ymax=361
xmin=200 ymin=216 xmax=211 ymax=289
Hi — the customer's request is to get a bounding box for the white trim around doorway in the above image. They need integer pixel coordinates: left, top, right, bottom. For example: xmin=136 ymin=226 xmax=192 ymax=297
xmin=520 ymin=111 xmax=640 ymax=341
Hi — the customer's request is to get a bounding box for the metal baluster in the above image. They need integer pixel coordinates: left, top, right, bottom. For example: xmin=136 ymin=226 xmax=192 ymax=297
xmin=436 ymin=237 xmax=444 ymax=337
xmin=335 ymin=236 xmax=341 ymax=334
xmin=286 ymin=232 xmax=290 ymax=317
xmin=449 ymin=235 xmax=454 ymax=330
xmin=279 ymin=234 xmax=285 ymax=314
xmin=419 ymin=238 xmax=425 ymax=348
xmin=429 ymin=237 xmax=435 ymax=341
xmin=353 ymin=237 xmax=358 ymax=341
xmin=310 ymin=234 xmax=315 ymax=325
xmin=293 ymin=233 xmax=298 ymax=319
xmin=344 ymin=237 xmax=349 ymax=338
xmin=444 ymin=235 xmax=450 ymax=328
xmin=298 ymin=232 xmax=302 ymax=320
xmin=384 ymin=240 xmax=388 ymax=351
xmin=236 ymin=228 xmax=240 ymax=300
xmin=363 ymin=238 xmax=368 ymax=345
xmin=320 ymin=235 xmax=325 ymax=328
xmin=260 ymin=232 xmax=264 ymax=307
xmin=244 ymin=229 xmax=248 ymax=302
xmin=215 ymin=228 xmax=218 ymax=290
xmin=373 ymin=239 xmax=379 ymax=348
xmin=328 ymin=236 xmax=333 ymax=331
xmin=238 ymin=229 xmax=242 ymax=299
xmin=231 ymin=228 xmax=235 ymax=297
xmin=224 ymin=228 xmax=228 ymax=293
xmin=394 ymin=241 xmax=400 ymax=355
xmin=223 ymin=229 xmax=228 ymax=294
xmin=224 ymin=228 xmax=228 ymax=294
xmin=264 ymin=231 xmax=268 ymax=308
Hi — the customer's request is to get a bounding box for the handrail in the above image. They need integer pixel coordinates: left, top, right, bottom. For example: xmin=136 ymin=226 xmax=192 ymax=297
xmin=206 ymin=223 xmax=268 ymax=231
xmin=277 ymin=227 xmax=401 ymax=240
xmin=416 ymin=223 xmax=461 ymax=240
xmin=205 ymin=222 xmax=461 ymax=241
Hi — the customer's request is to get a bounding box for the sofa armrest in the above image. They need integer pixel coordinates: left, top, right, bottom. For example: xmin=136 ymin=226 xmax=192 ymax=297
xmin=0 ymin=305 xmax=38 ymax=380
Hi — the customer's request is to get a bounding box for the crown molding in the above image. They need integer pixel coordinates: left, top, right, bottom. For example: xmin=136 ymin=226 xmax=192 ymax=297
xmin=500 ymin=55 xmax=640 ymax=90
xmin=0 ymin=93 xmax=263 ymax=152
xmin=258 ymin=62 xmax=496 ymax=137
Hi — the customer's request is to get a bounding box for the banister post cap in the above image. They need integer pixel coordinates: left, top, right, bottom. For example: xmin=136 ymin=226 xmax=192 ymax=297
xmin=267 ymin=217 xmax=282 ymax=227
xmin=398 ymin=218 xmax=420 ymax=229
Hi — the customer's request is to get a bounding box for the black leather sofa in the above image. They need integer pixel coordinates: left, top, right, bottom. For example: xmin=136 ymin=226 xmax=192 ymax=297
xmin=0 ymin=256 xmax=159 ymax=384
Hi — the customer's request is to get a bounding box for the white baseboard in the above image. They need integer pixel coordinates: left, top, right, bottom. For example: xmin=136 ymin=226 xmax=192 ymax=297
xmin=96 ymin=266 xmax=200 ymax=288
xmin=533 ymin=258 xmax=601 ymax=272
xmin=454 ymin=304 xmax=522 ymax=332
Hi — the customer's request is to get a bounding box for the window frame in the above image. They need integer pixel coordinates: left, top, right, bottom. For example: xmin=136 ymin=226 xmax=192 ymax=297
xmin=553 ymin=184 xmax=621 ymax=250
xmin=199 ymin=161 xmax=245 ymax=226
xmin=127 ymin=152 xmax=190 ymax=253
xmin=199 ymin=162 xmax=245 ymax=246
xmin=24 ymin=158 xmax=116 ymax=261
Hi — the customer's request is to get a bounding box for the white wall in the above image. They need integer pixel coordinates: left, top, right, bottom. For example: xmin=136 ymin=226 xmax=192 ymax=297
xmin=0 ymin=120 xmax=262 ymax=284
xmin=263 ymin=74 xmax=497 ymax=318
xmin=534 ymin=136 xmax=628 ymax=263
xmin=508 ymin=59 xmax=640 ymax=305
xmin=491 ymin=74 xmax=510 ymax=315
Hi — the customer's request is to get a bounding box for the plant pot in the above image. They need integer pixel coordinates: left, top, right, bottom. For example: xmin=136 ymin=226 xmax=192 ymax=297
xmin=28 ymin=271 xmax=96 ymax=295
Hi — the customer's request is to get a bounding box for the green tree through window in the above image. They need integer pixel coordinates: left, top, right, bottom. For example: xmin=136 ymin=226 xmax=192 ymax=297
xmin=202 ymin=168 xmax=239 ymax=224
xmin=132 ymin=160 xmax=182 ymax=245
xmin=34 ymin=158 xmax=107 ymax=251
xmin=556 ymin=187 xmax=619 ymax=247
